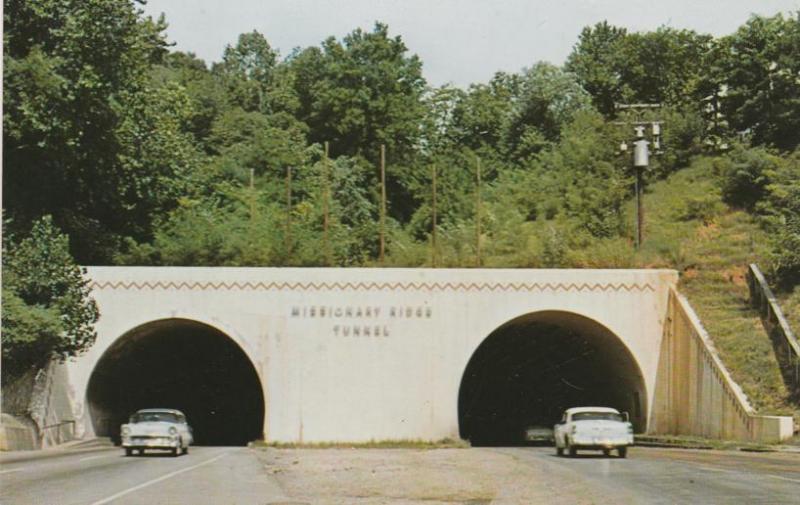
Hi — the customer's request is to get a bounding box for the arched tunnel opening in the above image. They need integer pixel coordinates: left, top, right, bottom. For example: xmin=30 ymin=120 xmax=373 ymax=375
xmin=458 ymin=311 xmax=646 ymax=446
xmin=87 ymin=319 xmax=265 ymax=446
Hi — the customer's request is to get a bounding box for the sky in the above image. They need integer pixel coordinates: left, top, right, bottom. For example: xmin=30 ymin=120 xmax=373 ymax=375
xmin=142 ymin=0 xmax=800 ymax=88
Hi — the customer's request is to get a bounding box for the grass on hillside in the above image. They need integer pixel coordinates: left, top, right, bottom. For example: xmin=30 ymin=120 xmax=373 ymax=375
xmin=633 ymin=158 xmax=796 ymax=417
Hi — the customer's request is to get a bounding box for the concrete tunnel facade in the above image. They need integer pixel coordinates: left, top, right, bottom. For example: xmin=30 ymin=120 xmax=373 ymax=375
xmin=64 ymin=267 xmax=676 ymax=445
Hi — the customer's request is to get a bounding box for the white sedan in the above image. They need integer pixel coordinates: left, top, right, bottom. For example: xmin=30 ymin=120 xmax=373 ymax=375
xmin=554 ymin=406 xmax=633 ymax=458
xmin=120 ymin=409 xmax=193 ymax=457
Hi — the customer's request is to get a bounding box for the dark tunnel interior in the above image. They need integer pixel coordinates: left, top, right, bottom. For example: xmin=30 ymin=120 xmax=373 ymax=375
xmin=458 ymin=311 xmax=646 ymax=446
xmin=87 ymin=319 xmax=265 ymax=446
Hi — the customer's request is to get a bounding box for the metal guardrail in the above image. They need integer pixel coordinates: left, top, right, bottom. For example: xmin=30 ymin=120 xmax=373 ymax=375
xmin=746 ymin=264 xmax=800 ymax=391
xmin=40 ymin=420 xmax=76 ymax=446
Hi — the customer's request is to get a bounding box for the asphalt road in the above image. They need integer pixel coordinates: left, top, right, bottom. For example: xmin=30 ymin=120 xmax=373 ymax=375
xmin=498 ymin=446 xmax=800 ymax=504
xmin=1 ymin=441 xmax=798 ymax=504
xmin=0 ymin=441 xmax=288 ymax=505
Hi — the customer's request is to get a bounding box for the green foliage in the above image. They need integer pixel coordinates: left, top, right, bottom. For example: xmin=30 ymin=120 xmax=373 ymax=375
xmin=504 ymin=63 xmax=593 ymax=161
xmin=763 ymin=152 xmax=800 ymax=287
xmin=213 ymin=31 xmax=279 ymax=113
xmin=567 ymin=22 xmax=711 ymax=114
xmin=3 ymin=0 xmax=173 ymax=263
xmin=710 ymin=13 xmax=800 ymax=151
xmin=288 ymin=23 xmax=426 ymax=162
xmin=2 ymin=217 xmax=99 ymax=381
xmin=566 ymin=21 xmax=628 ymax=115
xmin=680 ymin=193 xmax=725 ymax=224
xmin=718 ymin=146 xmax=779 ymax=210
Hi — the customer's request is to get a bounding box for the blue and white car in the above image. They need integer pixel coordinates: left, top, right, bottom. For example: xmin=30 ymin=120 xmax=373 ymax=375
xmin=554 ymin=406 xmax=634 ymax=458
xmin=121 ymin=409 xmax=193 ymax=457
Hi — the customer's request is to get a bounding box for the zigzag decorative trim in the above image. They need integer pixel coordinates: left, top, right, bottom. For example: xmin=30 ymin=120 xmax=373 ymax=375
xmin=89 ymin=280 xmax=656 ymax=293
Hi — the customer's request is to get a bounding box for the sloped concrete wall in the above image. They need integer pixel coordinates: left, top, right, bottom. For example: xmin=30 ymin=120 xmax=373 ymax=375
xmin=650 ymin=288 xmax=793 ymax=443
xmin=0 ymin=414 xmax=38 ymax=451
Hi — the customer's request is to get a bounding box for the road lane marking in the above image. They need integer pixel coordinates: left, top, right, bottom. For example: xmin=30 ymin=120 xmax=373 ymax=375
xmin=0 ymin=467 xmax=27 ymax=475
xmin=696 ymin=465 xmax=736 ymax=474
xmin=768 ymin=475 xmax=800 ymax=484
xmin=88 ymin=451 xmax=231 ymax=505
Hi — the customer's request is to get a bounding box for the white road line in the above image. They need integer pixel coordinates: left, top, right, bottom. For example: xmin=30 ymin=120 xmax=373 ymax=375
xmin=696 ymin=465 xmax=737 ymax=474
xmin=0 ymin=468 xmax=27 ymax=475
xmin=79 ymin=454 xmax=118 ymax=462
xmin=88 ymin=451 xmax=231 ymax=505
xmin=768 ymin=475 xmax=800 ymax=484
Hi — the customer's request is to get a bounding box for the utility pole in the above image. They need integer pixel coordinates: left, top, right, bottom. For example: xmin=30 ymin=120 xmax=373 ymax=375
xmin=286 ymin=166 xmax=292 ymax=257
xmin=615 ymin=103 xmax=662 ymax=250
xmin=323 ymin=141 xmax=331 ymax=266
xmin=431 ymin=163 xmax=437 ymax=268
xmin=379 ymin=144 xmax=386 ymax=266
xmin=249 ymin=168 xmax=256 ymax=221
xmin=475 ymin=156 xmax=482 ymax=267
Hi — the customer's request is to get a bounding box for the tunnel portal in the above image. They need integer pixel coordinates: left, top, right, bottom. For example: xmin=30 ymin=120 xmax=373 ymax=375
xmin=458 ymin=311 xmax=647 ymax=445
xmin=87 ymin=319 xmax=264 ymax=446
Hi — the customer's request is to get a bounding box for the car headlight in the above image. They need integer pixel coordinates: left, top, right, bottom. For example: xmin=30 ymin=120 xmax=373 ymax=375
xmin=168 ymin=426 xmax=178 ymax=436
xmin=121 ymin=426 xmax=131 ymax=436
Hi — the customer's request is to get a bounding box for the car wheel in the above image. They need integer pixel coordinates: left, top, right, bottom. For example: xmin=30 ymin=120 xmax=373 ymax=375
xmin=618 ymin=447 xmax=627 ymax=458
xmin=125 ymin=448 xmax=133 ymax=457
xmin=603 ymin=449 xmax=611 ymax=457
xmin=138 ymin=449 xmax=145 ymax=456
xmin=556 ymin=446 xmax=563 ymax=456
xmin=171 ymin=446 xmax=179 ymax=457
xmin=568 ymin=444 xmax=577 ymax=457
xmin=182 ymin=445 xmax=189 ymax=455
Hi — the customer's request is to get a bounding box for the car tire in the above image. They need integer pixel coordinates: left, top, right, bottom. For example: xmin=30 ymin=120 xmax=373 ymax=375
xmin=182 ymin=445 xmax=189 ymax=455
xmin=603 ymin=449 xmax=611 ymax=457
xmin=138 ymin=449 xmax=145 ymax=456
xmin=618 ymin=447 xmax=627 ymax=458
xmin=125 ymin=448 xmax=133 ymax=457
xmin=172 ymin=446 xmax=179 ymax=457
xmin=556 ymin=446 xmax=563 ymax=456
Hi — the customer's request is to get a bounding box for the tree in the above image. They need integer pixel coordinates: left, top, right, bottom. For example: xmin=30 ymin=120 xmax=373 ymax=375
xmin=619 ymin=28 xmax=712 ymax=107
xmin=504 ymin=63 xmax=593 ymax=162
xmin=710 ymin=13 xmax=800 ymax=150
xmin=3 ymin=0 xmax=172 ymax=263
xmin=566 ymin=21 xmax=628 ymax=116
xmin=287 ymin=22 xmax=427 ymax=162
xmin=450 ymin=72 xmax=520 ymax=156
xmin=2 ymin=217 xmax=99 ymax=382
xmin=213 ymin=31 xmax=279 ymax=113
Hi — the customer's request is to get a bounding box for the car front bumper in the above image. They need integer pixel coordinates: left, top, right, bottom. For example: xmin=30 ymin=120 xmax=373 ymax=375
xmin=122 ymin=436 xmax=181 ymax=449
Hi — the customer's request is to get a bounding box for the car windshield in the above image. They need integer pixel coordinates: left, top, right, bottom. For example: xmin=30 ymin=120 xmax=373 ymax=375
xmin=130 ymin=412 xmax=180 ymax=423
xmin=572 ymin=412 xmax=623 ymax=422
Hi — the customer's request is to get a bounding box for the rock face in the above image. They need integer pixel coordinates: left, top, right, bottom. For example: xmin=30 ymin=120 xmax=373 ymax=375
xmin=1 ymin=362 xmax=79 ymax=450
